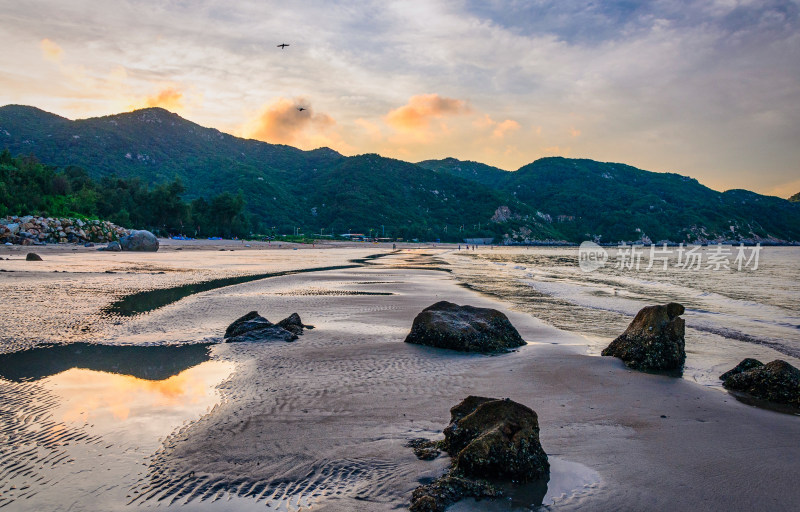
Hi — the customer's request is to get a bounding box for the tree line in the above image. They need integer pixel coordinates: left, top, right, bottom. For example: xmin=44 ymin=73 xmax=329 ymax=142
xmin=0 ymin=150 xmax=250 ymax=238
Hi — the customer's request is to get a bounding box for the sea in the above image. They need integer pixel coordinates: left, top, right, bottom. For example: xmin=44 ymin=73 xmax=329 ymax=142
xmin=443 ymin=245 xmax=800 ymax=387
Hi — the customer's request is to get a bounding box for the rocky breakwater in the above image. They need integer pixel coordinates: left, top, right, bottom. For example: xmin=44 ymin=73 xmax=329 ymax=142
xmin=404 ymin=301 xmax=525 ymax=353
xmin=0 ymin=215 xmax=128 ymax=245
xmin=409 ymin=396 xmax=549 ymax=512
xmin=602 ymin=302 xmax=686 ymax=372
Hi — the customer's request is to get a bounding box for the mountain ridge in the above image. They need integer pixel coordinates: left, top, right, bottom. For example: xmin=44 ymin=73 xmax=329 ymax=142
xmin=2 ymin=104 xmax=799 ymax=243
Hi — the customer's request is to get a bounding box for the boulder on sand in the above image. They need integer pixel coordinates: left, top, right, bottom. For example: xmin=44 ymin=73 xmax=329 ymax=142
xmin=719 ymin=358 xmax=763 ymax=381
xmin=404 ymin=301 xmax=525 ymax=353
xmin=601 ymin=302 xmax=686 ymax=371
xmin=25 ymin=253 xmax=42 ymax=261
xmin=720 ymin=359 xmax=800 ymax=408
xmin=443 ymin=396 xmax=549 ymax=481
xmin=223 ymin=311 xmax=312 ymax=343
xmin=409 ymin=396 xmax=549 ymax=512
xmin=120 ymin=230 xmax=159 ymax=252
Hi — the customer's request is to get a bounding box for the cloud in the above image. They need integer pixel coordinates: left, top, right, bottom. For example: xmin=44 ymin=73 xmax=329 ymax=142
xmin=128 ymin=86 xmax=185 ymax=112
xmin=492 ymin=119 xmax=520 ymax=139
xmin=40 ymin=38 xmax=63 ymax=62
xmin=385 ymin=94 xmax=471 ymax=132
xmin=241 ymin=97 xmax=349 ymax=151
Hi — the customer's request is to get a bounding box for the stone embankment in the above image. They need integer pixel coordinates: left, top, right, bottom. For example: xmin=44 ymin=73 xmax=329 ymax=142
xmin=0 ymin=216 xmax=128 ymax=245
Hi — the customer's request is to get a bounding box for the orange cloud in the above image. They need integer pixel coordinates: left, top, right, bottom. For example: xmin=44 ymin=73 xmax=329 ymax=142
xmin=242 ymin=97 xmax=346 ymax=150
xmin=40 ymin=38 xmax=63 ymax=62
xmin=385 ymin=94 xmax=471 ymax=132
xmin=569 ymin=126 xmax=581 ymax=137
xmin=128 ymin=86 xmax=185 ymax=112
xmin=492 ymin=119 xmax=520 ymax=139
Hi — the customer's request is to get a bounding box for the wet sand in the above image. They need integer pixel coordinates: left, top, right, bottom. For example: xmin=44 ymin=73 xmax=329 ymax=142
xmin=0 ymin=244 xmax=798 ymax=511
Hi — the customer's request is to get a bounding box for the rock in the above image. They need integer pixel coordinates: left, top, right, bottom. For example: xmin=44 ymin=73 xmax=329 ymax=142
xmin=277 ymin=312 xmax=314 ymax=335
xmin=25 ymin=253 xmax=42 ymax=261
xmin=410 ymin=474 xmax=500 ymax=512
xmin=443 ymin=396 xmax=549 ymax=481
xmin=120 ymin=230 xmax=159 ymax=251
xmin=406 ymin=438 xmax=442 ymax=461
xmin=99 ymin=241 xmax=122 ymax=252
xmin=601 ymin=302 xmax=686 ymax=371
xmin=721 ymin=359 xmax=800 ymax=408
xmin=224 ymin=311 xmax=313 ymax=343
xmin=404 ymin=301 xmax=525 ymax=353
xmin=719 ymin=358 xmax=764 ymax=381
xmin=84 ymin=242 xmax=95 ymax=247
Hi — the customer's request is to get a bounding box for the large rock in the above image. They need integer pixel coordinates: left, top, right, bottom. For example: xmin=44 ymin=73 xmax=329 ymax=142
xmin=25 ymin=252 xmax=42 ymax=261
xmin=721 ymin=359 xmax=800 ymax=408
xmin=223 ymin=311 xmax=312 ymax=343
xmin=601 ymin=302 xmax=686 ymax=371
xmin=404 ymin=301 xmax=525 ymax=353
xmin=443 ymin=396 xmax=549 ymax=481
xmin=409 ymin=396 xmax=549 ymax=512
xmin=120 ymin=230 xmax=159 ymax=251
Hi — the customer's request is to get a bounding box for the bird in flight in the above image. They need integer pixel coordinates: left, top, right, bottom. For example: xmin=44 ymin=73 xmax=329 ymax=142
xmin=277 ymin=43 xmax=290 ymax=49
xmin=297 ymin=107 xmax=307 ymax=112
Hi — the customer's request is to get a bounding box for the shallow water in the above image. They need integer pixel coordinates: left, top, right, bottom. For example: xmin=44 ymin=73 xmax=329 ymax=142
xmin=0 ymin=348 xmax=233 ymax=511
xmin=443 ymin=246 xmax=800 ymax=386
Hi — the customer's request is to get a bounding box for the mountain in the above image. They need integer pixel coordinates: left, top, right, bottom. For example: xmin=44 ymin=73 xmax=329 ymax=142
xmin=0 ymin=105 xmax=541 ymax=240
xmin=790 ymin=192 xmax=799 ymax=203
xmin=497 ymin=157 xmax=800 ymax=243
xmin=2 ymin=104 xmax=799 ymax=243
xmin=417 ymin=157 xmax=509 ymax=188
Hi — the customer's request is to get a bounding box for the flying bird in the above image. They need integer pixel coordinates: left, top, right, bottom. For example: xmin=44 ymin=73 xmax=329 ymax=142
xmin=297 ymin=107 xmax=306 ymax=112
xmin=277 ymin=43 xmax=290 ymax=49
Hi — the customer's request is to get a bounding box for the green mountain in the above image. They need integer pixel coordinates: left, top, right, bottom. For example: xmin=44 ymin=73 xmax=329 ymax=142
xmin=2 ymin=104 xmax=799 ymax=243
xmin=0 ymin=105 xmax=548 ymax=240
xmin=417 ymin=157 xmax=509 ymax=188
xmin=498 ymin=157 xmax=800 ymax=243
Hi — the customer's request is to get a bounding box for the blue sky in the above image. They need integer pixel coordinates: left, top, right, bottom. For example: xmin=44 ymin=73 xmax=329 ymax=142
xmin=1 ymin=0 xmax=798 ymax=196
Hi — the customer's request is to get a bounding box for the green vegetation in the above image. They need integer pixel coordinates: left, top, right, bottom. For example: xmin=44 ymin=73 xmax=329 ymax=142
xmin=790 ymin=192 xmax=799 ymax=203
xmin=0 ymin=150 xmax=248 ymax=237
xmin=2 ymin=104 xmax=800 ymax=244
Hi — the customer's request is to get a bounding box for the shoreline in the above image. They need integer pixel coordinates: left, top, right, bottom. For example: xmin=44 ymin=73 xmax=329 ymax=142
xmin=0 ymin=246 xmax=798 ymax=510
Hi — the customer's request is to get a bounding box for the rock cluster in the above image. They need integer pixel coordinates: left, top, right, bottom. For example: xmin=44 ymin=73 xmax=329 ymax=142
xmin=409 ymin=396 xmax=549 ymax=512
xmin=720 ymin=359 xmax=800 ymax=408
xmin=404 ymin=301 xmax=525 ymax=353
xmin=602 ymin=303 xmax=686 ymax=371
xmin=0 ymin=216 xmax=129 ymax=245
xmin=223 ymin=311 xmax=314 ymax=343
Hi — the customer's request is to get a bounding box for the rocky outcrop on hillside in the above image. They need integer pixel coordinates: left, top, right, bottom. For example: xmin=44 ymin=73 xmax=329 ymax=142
xmin=0 ymin=216 xmax=128 ymax=245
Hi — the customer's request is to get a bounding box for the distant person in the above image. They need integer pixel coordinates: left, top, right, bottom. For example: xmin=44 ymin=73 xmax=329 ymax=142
xmin=392 ymin=243 xmax=396 ymax=250
xmin=458 ymin=244 xmax=461 ymax=250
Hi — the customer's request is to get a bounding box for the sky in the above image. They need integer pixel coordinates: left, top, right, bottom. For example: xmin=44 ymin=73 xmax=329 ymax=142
xmin=1 ymin=0 xmax=798 ymax=197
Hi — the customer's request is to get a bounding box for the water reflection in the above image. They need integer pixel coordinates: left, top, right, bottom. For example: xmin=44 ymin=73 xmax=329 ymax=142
xmin=0 ymin=342 xmax=212 ymax=381
xmin=47 ymin=361 xmax=234 ymax=437
xmin=0 ymin=352 xmax=233 ymax=511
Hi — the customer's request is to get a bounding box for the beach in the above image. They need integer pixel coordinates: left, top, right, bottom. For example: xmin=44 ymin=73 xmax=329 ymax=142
xmin=0 ymin=242 xmax=798 ymax=511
